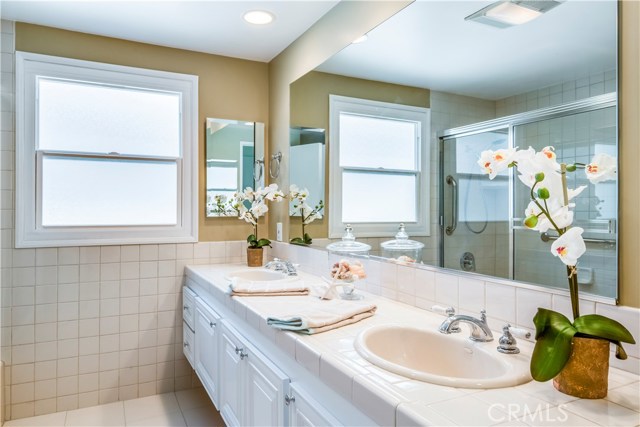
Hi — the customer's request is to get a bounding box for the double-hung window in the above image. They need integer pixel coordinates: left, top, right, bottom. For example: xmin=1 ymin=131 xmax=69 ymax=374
xmin=328 ymin=95 xmax=430 ymax=237
xmin=16 ymin=52 xmax=198 ymax=247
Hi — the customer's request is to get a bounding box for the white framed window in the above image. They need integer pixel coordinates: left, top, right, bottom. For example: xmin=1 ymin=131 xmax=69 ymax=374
xmin=16 ymin=52 xmax=198 ymax=247
xmin=328 ymin=95 xmax=430 ymax=238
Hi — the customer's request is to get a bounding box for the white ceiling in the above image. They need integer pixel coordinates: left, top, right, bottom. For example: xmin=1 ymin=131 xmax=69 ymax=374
xmin=0 ymin=0 xmax=339 ymax=62
xmin=317 ymin=0 xmax=617 ymax=100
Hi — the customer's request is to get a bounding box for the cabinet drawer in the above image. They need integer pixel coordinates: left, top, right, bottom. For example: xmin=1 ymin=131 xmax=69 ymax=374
xmin=183 ymin=321 xmax=195 ymax=366
xmin=182 ymin=286 xmax=196 ymax=330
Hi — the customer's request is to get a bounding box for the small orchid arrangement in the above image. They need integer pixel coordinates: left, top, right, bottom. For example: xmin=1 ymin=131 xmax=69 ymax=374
xmin=224 ymin=184 xmax=285 ymax=249
xmin=479 ymin=146 xmax=634 ymax=382
xmin=289 ymin=184 xmax=324 ymax=245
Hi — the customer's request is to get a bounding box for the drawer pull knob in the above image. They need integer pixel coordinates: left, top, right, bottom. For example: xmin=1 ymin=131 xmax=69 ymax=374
xmin=239 ymin=351 xmax=248 ymax=360
xmin=209 ymin=321 xmax=216 ymax=328
xmin=234 ymin=346 xmax=243 ymax=354
xmin=183 ymin=305 xmax=190 ymax=311
xmin=184 ymin=342 xmax=190 ymax=349
xmin=285 ymin=394 xmax=295 ymax=405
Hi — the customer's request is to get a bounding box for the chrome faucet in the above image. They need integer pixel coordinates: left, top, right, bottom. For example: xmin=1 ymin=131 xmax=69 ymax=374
xmin=264 ymin=258 xmax=297 ymax=276
xmin=439 ymin=309 xmax=493 ymax=342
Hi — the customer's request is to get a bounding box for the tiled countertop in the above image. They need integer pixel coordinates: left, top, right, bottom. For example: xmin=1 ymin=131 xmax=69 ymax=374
xmin=185 ymin=264 xmax=640 ymax=427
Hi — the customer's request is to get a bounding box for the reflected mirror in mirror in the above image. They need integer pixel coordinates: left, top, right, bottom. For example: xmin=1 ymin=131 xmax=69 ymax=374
xmin=205 ymin=118 xmax=265 ymax=217
xmin=288 ymin=1 xmax=617 ymax=300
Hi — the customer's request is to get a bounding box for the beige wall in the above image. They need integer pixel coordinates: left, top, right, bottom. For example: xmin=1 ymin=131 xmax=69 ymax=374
xmin=289 ymin=71 xmax=430 ymax=239
xmin=15 ymin=23 xmax=269 ymax=242
xmin=619 ymin=1 xmax=640 ymax=308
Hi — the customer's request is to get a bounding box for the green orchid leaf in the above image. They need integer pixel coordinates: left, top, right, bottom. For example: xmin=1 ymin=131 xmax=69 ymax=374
xmin=531 ymin=308 xmax=577 ymax=382
xmin=574 ymin=314 xmax=636 ymax=344
xmin=303 ymin=233 xmax=313 ymax=244
xmin=256 ymin=238 xmax=271 ymax=248
xmin=615 ymin=342 xmax=628 ymax=360
xmin=247 ymin=234 xmax=257 ymax=244
xmin=290 ymin=237 xmax=304 ymax=244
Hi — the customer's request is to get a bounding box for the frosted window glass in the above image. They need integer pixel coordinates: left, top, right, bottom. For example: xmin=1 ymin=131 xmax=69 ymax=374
xmin=339 ymin=113 xmax=417 ymax=170
xmin=342 ymin=172 xmax=416 ymax=223
xmin=42 ymin=156 xmax=177 ymax=226
xmin=206 ymin=166 xmax=238 ymax=190
xmin=38 ymin=78 xmax=180 ymax=157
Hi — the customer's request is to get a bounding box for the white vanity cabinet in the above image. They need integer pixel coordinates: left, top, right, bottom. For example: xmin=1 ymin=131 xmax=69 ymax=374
xmin=194 ymin=298 xmax=221 ymax=409
xmin=287 ymin=383 xmax=342 ymax=427
xmin=219 ymin=320 xmax=290 ymax=427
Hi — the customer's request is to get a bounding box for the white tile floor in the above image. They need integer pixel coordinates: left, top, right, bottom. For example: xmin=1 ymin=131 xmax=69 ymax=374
xmin=3 ymin=389 xmax=225 ymax=427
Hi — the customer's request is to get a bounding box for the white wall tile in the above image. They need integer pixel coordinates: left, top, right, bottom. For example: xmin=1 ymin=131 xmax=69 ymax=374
xmin=516 ymin=288 xmax=552 ymax=330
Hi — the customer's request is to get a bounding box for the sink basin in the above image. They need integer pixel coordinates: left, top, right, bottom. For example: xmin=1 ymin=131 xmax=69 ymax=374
xmin=355 ymin=325 xmax=531 ymax=389
xmin=225 ymin=269 xmax=297 ymax=283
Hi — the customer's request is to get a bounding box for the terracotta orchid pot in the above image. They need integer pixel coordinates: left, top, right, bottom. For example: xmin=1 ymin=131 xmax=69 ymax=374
xmin=246 ymin=247 xmax=264 ymax=267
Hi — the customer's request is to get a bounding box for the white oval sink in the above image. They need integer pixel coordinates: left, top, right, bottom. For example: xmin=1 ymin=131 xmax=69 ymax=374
xmin=355 ymin=325 xmax=531 ymax=389
xmin=225 ymin=269 xmax=297 ymax=283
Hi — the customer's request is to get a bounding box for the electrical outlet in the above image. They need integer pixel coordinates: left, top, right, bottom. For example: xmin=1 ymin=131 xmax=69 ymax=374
xmin=276 ymin=222 xmax=283 ymax=242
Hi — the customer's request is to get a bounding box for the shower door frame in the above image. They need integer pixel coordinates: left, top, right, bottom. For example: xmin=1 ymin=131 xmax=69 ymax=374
xmin=438 ymin=93 xmax=617 ymax=299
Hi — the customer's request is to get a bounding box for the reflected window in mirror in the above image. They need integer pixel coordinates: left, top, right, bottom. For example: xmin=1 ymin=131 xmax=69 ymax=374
xmin=205 ymin=118 xmax=264 ymax=217
xmin=328 ymin=95 xmax=430 ymax=238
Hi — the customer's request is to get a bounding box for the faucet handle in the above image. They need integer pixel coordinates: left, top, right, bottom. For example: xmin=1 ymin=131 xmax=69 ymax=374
xmin=431 ymin=305 xmax=455 ymax=316
xmin=507 ymin=325 xmax=531 ymax=340
xmin=497 ymin=323 xmax=527 ymax=354
xmin=431 ymin=305 xmax=461 ymax=333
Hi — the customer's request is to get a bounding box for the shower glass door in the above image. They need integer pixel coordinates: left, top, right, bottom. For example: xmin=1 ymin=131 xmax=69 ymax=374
xmin=512 ymin=106 xmax=617 ymax=298
xmin=441 ymin=128 xmax=510 ymax=278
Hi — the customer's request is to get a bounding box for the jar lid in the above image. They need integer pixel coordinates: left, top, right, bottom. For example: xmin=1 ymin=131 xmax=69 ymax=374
xmin=326 ymin=224 xmax=371 ymax=253
xmin=381 ymin=223 xmax=425 ymax=250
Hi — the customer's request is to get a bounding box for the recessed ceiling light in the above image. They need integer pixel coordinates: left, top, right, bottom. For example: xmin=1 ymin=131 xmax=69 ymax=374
xmin=243 ymin=10 xmax=275 ymax=25
xmin=352 ymin=35 xmax=368 ymax=44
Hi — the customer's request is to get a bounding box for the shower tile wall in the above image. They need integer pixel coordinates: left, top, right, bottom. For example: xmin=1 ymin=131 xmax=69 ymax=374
xmin=0 ymin=21 xmax=250 ymax=421
xmin=495 ymin=70 xmax=616 ymax=117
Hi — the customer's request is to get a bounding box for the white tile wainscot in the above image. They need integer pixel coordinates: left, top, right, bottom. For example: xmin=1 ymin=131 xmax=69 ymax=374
xmin=184 ymin=263 xmax=640 ymax=427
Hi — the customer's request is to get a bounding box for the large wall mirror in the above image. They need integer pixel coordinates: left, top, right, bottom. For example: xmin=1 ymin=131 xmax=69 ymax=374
xmin=288 ymin=1 xmax=618 ymax=300
xmin=206 ymin=118 xmax=265 ymax=217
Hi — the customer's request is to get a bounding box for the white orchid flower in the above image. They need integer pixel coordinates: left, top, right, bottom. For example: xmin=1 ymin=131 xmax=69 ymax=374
xmin=478 ymin=147 xmax=517 ymax=179
xmin=551 ymin=227 xmax=586 ymax=266
xmin=239 ymin=211 xmax=256 ymax=225
xmin=586 ymin=153 xmax=617 ymax=184
xmin=516 ymin=147 xmax=563 ymax=192
xmin=250 ymin=202 xmax=268 ymax=218
xmin=525 ymin=200 xmax=574 ymax=232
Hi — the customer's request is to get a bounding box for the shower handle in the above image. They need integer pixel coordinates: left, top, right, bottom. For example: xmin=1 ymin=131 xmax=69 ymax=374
xmin=445 ymin=175 xmax=458 ymax=236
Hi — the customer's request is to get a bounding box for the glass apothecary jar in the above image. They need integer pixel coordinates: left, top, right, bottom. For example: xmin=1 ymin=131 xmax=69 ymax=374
xmin=381 ymin=223 xmax=424 ymax=263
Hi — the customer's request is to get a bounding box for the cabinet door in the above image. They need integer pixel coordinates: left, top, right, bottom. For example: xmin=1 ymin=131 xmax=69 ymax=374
xmin=219 ymin=325 xmax=244 ymax=427
xmin=194 ymin=299 xmax=221 ymax=409
xmin=245 ymin=345 xmax=290 ymax=427
xmin=288 ymin=383 xmax=342 ymax=427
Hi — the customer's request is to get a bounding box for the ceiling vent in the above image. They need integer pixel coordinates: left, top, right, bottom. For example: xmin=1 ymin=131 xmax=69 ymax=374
xmin=465 ymin=0 xmax=563 ymax=29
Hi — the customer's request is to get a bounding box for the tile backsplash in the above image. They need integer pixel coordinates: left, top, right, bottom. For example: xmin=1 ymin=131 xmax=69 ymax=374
xmin=270 ymin=241 xmax=640 ymax=377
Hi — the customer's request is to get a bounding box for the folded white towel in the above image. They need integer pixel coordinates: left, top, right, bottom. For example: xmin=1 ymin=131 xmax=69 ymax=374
xmin=258 ymin=297 xmax=376 ymax=334
xmin=228 ymin=277 xmax=309 ymax=297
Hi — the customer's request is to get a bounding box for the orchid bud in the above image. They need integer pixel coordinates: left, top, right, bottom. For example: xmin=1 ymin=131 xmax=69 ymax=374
xmin=566 ymin=164 xmax=577 ymax=172
xmin=534 ymin=172 xmax=545 ymax=182
xmin=537 ymin=188 xmax=550 ymax=199
xmin=524 ymin=215 xmax=538 ymax=228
